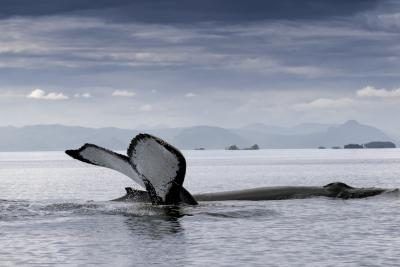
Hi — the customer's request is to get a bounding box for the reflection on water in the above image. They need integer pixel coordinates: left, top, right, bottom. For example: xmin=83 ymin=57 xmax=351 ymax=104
xmin=123 ymin=205 xmax=187 ymax=236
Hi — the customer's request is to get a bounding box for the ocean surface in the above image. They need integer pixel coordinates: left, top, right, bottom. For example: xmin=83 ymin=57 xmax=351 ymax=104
xmin=1 ymin=149 xmax=400 ymax=266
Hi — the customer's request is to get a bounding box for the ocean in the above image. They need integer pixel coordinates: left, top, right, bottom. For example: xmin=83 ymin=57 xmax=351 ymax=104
xmin=1 ymin=149 xmax=400 ymax=266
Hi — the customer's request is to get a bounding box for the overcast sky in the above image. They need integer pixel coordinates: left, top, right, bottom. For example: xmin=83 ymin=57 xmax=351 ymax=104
xmin=1 ymin=0 xmax=400 ymax=133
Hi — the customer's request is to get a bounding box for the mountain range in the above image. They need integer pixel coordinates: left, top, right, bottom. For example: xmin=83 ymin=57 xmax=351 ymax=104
xmin=0 ymin=120 xmax=396 ymax=151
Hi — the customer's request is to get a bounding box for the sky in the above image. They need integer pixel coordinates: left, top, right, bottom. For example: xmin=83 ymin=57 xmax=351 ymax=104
xmin=0 ymin=0 xmax=400 ymax=133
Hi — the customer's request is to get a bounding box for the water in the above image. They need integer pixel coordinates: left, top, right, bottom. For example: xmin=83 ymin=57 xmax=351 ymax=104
xmin=1 ymin=149 xmax=400 ymax=266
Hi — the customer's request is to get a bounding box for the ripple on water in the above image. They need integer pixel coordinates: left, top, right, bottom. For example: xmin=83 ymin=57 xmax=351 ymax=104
xmin=0 ymin=199 xmax=197 ymax=222
xmin=1 ymin=149 xmax=400 ymax=266
xmin=193 ymin=202 xmax=280 ymax=219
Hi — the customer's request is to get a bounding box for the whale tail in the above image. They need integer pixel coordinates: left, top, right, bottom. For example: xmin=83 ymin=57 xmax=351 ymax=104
xmin=65 ymin=134 xmax=197 ymax=205
xmin=127 ymin=133 xmax=196 ymax=205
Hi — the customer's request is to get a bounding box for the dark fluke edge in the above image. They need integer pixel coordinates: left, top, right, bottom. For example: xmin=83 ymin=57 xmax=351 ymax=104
xmin=65 ymin=133 xmax=396 ymax=205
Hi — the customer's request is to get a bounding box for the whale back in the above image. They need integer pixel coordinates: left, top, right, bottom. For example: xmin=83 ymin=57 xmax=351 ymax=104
xmin=323 ymin=182 xmax=353 ymax=191
xmin=323 ymin=182 xmax=386 ymax=199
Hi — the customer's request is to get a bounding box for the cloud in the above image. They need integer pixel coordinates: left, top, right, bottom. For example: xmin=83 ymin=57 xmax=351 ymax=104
xmin=367 ymin=12 xmax=400 ymax=32
xmin=293 ymin=97 xmax=354 ymax=110
xmin=227 ymin=57 xmax=330 ymax=78
xmin=357 ymin=86 xmax=400 ymax=98
xmin=112 ymin=90 xmax=136 ymax=97
xmin=0 ymin=91 xmax=25 ymax=98
xmin=185 ymin=92 xmax=197 ymax=98
xmin=27 ymin=89 xmax=69 ymax=100
xmin=74 ymin=93 xmax=92 ymax=98
xmin=1 ymin=2 xmax=400 ymax=133
xmin=0 ymin=10 xmax=398 ymax=81
xmin=0 ymin=14 xmax=392 ymax=78
xmin=139 ymin=104 xmax=152 ymax=111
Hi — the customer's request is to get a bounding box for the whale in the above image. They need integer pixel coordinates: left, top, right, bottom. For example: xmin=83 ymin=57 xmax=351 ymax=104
xmin=112 ymin=182 xmax=391 ymax=202
xmin=65 ymin=133 xmax=394 ymax=205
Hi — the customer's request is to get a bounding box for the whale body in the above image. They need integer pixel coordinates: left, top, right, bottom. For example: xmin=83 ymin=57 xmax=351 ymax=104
xmin=112 ymin=182 xmax=390 ymax=203
xmin=65 ymin=133 xmax=393 ymax=205
xmin=193 ymin=183 xmax=390 ymax=201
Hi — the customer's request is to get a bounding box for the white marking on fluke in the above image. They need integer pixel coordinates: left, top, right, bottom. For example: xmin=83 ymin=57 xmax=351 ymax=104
xmin=74 ymin=144 xmax=144 ymax=187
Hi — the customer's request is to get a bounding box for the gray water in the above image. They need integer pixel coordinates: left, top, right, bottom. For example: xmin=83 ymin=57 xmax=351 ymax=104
xmin=0 ymin=149 xmax=400 ymax=266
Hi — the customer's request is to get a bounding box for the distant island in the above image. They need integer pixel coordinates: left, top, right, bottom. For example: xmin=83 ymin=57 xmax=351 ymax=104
xmin=243 ymin=144 xmax=260 ymax=150
xmin=226 ymin=145 xmax=240 ymax=150
xmin=364 ymin=141 xmax=396 ymax=148
xmin=344 ymin=144 xmax=364 ymax=149
xmin=344 ymin=141 xmax=396 ymax=149
xmin=318 ymin=141 xmax=396 ymax=149
xmin=226 ymin=144 xmax=259 ymax=150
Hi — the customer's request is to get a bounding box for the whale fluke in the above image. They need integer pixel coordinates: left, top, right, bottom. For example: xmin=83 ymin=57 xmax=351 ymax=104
xmin=65 ymin=134 xmax=197 ymax=205
xmin=127 ymin=133 xmax=189 ymax=205
xmin=66 ymin=144 xmax=144 ymax=188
